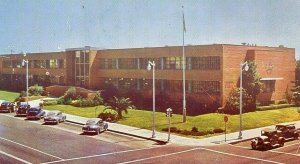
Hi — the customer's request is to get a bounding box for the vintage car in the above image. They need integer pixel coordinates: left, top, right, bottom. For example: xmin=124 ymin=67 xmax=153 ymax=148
xmin=15 ymin=104 xmax=31 ymax=116
xmin=251 ymin=128 xmax=284 ymax=150
xmin=26 ymin=107 xmax=46 ymax=120
xmin=275 ymin=124 xmax=300 ymax=140
xmin=44 ymin=110 xmax=66 ymax=124
xmin=82 ymin=118 xmax=108 ymax=135
xmin=0 ymin=101 xmax=15 ymax=113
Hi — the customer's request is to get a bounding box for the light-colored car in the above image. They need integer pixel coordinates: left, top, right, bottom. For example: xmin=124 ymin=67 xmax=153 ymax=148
xmin=82 ymin=118 xmax=108 ymax=135
xmin=44 ymin=110 xmax=66 ymax=124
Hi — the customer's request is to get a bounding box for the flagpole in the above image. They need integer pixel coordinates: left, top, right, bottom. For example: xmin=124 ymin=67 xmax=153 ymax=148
xmin=182 ymin=6 xmax=187 ymax=123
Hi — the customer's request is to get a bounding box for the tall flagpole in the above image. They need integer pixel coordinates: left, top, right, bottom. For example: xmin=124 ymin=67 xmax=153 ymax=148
xmin=182 ymin=6 xmax=187 ymax=123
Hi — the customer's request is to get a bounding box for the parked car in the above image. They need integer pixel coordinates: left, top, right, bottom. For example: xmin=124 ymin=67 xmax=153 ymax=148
xmin=26 ymin=107 xmax=46 ymax=120
xmin=275 ymin=124 xmax=300 ymax=140
xmin=44 ymin=110 xmax=66 ymax=124
xmin=15 ymin=104 xmax=31 ymax=116
xmin=0 ymin=101 xmax=15 ymax=113
xmin=251 ymin=128 xmax=284 ymax=150
xmin=82 ymin=118 xmax=108 ymax=135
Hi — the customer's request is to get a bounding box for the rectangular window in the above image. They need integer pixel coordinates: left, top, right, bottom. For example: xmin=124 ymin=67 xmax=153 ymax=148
xmin=50 ymin=59 xmax=58 ymax=68
xmin=99 ymin=59 xmax=117 ymax=69
xmin=191 ymin=56 xmax=220 ymax=70
xmin=118 ymin=58 xmax=137 ymax=69
xmin=263 ymin=80 xmax=275 ymax=92
xmin=103 ymin=78 xmax=118 ymax=87
xmin=192 ymin=81 xmax=220 ymax=94
xmin=165 ymin=57 xmax=183 ymax=70
xmin=118 ymin=78 xmax=138 ymax=90
xmin=139 ymin=58 xmax=160 ymax=69
xmin=58 ymin=59 xmax=65 ymax=68
xmin=3 ymin=60 xmax=11 ymax=68
xmin=46 ymin=60 xmax=50 ymax=68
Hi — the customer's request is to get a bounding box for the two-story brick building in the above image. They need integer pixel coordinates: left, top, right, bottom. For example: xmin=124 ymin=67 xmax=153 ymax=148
xmin=0 ymin=44 xmax=295 ymax=114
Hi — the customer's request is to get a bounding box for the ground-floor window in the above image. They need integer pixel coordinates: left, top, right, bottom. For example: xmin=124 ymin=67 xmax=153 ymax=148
xmin=262 ymin=80 xmax=275 ymax=92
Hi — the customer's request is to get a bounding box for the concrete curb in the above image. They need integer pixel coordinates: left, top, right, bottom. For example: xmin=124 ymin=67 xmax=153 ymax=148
xmin=66 ymin=120 xmax=168 ymax=144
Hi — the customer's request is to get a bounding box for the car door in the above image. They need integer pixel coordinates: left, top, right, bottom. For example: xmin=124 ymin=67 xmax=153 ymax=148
xmin=57 ymin=112 xmax=62 ymax=121
xmin=98 ymin=120 xmax=103 ymax=131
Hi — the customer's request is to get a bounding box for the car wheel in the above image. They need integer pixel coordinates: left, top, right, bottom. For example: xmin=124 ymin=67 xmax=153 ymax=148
xmin=263 ymin=144 xmax=269 ymax=151
xmin=251 ymin=143 xmax=257 ymax=150
xmin=279 ymin=140 xmax=284 ymax=147
xmin=294 ymin=133 xmax=299 ymax=140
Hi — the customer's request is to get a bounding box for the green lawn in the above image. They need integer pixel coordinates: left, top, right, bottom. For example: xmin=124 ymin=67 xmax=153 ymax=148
xmin=0 ymin=90 xmax=19 ymax=101
xmin=44 ymin=105 xmax=105 ymax=118
xmin=44 ymin=104 xmax=300 ymax=138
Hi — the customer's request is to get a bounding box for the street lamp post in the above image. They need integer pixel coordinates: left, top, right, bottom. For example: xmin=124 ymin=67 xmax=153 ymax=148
xmin=238 ymin=61 xmax=249 ymax=139
xmin=147 ymin=61 xmax=156 ymax=138
xmin=22 ymin=53 xmax=29 ymax=105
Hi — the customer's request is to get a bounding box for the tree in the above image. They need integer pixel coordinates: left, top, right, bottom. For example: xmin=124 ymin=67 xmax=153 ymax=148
xmin=223 ymin=88 xmax=253 ymax=114
xmin=242 ymin=61 xmax=263 ymax=109
xmin=28 ymin=84 xmax=44 ymax=96
xmin=105 ymin=96 xmax=135 ymax=119
xmin=292 ymin=60 xmax=300 ymax=105
xmin=63 ymin=87 xmax=77 ymax=101
xmin=102 ymin=84 xmax=120 ymax=103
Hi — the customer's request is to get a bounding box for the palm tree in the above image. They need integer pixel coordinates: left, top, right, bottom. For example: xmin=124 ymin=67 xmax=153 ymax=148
xmin=105 ymin=96 xmax=135 ymax=119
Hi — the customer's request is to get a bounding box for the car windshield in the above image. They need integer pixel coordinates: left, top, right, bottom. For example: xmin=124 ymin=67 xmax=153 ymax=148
xmin=86 ymin=120 xmax=97 ymax=125
xmin=29 ymin=108 xmax=40 ymax=112
xmin=1 ymin=102 xmax=9 ymax=106
xmin=47 ymin=112 xmax=57 ymax=116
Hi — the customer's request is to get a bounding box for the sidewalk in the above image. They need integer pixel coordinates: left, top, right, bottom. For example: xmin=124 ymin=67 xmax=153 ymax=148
xmin=64 ymin=113 xmax=300 ymax=146
xmin=3 ymin=98 xmax=298 ymax=146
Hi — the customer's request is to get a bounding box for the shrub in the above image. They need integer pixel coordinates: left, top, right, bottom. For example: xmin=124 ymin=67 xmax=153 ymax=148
xmin=20 ymin=91 xmax=26 ymax=97
xmin=98 ymin=110 xmax=118 ymax=122
xmin=64 ymin=98 xmax=73 ymax=105
xmin=257 ymin=104 xmax=291 ymax=111
xmin=213 ymin=128 xmax=225 ymax=133
xmin=181 ymin=130 xmax=192 ymax=135
xmin=57 ymin=96 xmax=65 ymax=104
xmin=191 ymin=127 xmax=198 ymax=133
xmin=277 ymin=99 xmax=288 ymax=104
xmin=63 ymin=87 xmax=77 ymax=101
xmin=93 ymin=91 xmax=103 ymax=106
xmin=43 ymin=99 xmax=58 ymax=106
xmin=28 ymin=84 xmax=44 ymax=96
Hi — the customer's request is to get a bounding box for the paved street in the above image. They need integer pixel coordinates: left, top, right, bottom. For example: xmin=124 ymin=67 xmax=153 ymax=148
xmin=1 ymin=112 xmax=300 ymax=163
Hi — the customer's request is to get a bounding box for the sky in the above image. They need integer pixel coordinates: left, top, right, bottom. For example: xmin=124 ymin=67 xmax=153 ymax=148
xmin=0 ymin=0 xmax=300 ymax=58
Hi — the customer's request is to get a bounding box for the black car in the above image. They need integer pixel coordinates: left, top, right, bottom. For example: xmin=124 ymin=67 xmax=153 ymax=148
xmin=15 ymin=104 xmax=31 ymax=116
xmin=26 ymin=107 xmax=46 ymax=120
xmin=0 ymin=101 xmax=15 ymax=113
xmin=82 ymin=118 xmax=108 ymax=135
xmin=251 ymin=129 xmax=285 ymax=150
xmin=275 ymin=124 xmax=300 ymax=140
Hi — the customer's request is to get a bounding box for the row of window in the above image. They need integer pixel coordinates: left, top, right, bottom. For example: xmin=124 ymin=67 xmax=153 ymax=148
xmin=101 ymin=78 xmax=220 ymax=94
xmin=1 ymin=74 xmax=65 ymax=85
xmin=99 ymin=56 xmax=220 ymax=70
xmin=2 ymin=59 xmax=65 ymax=69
